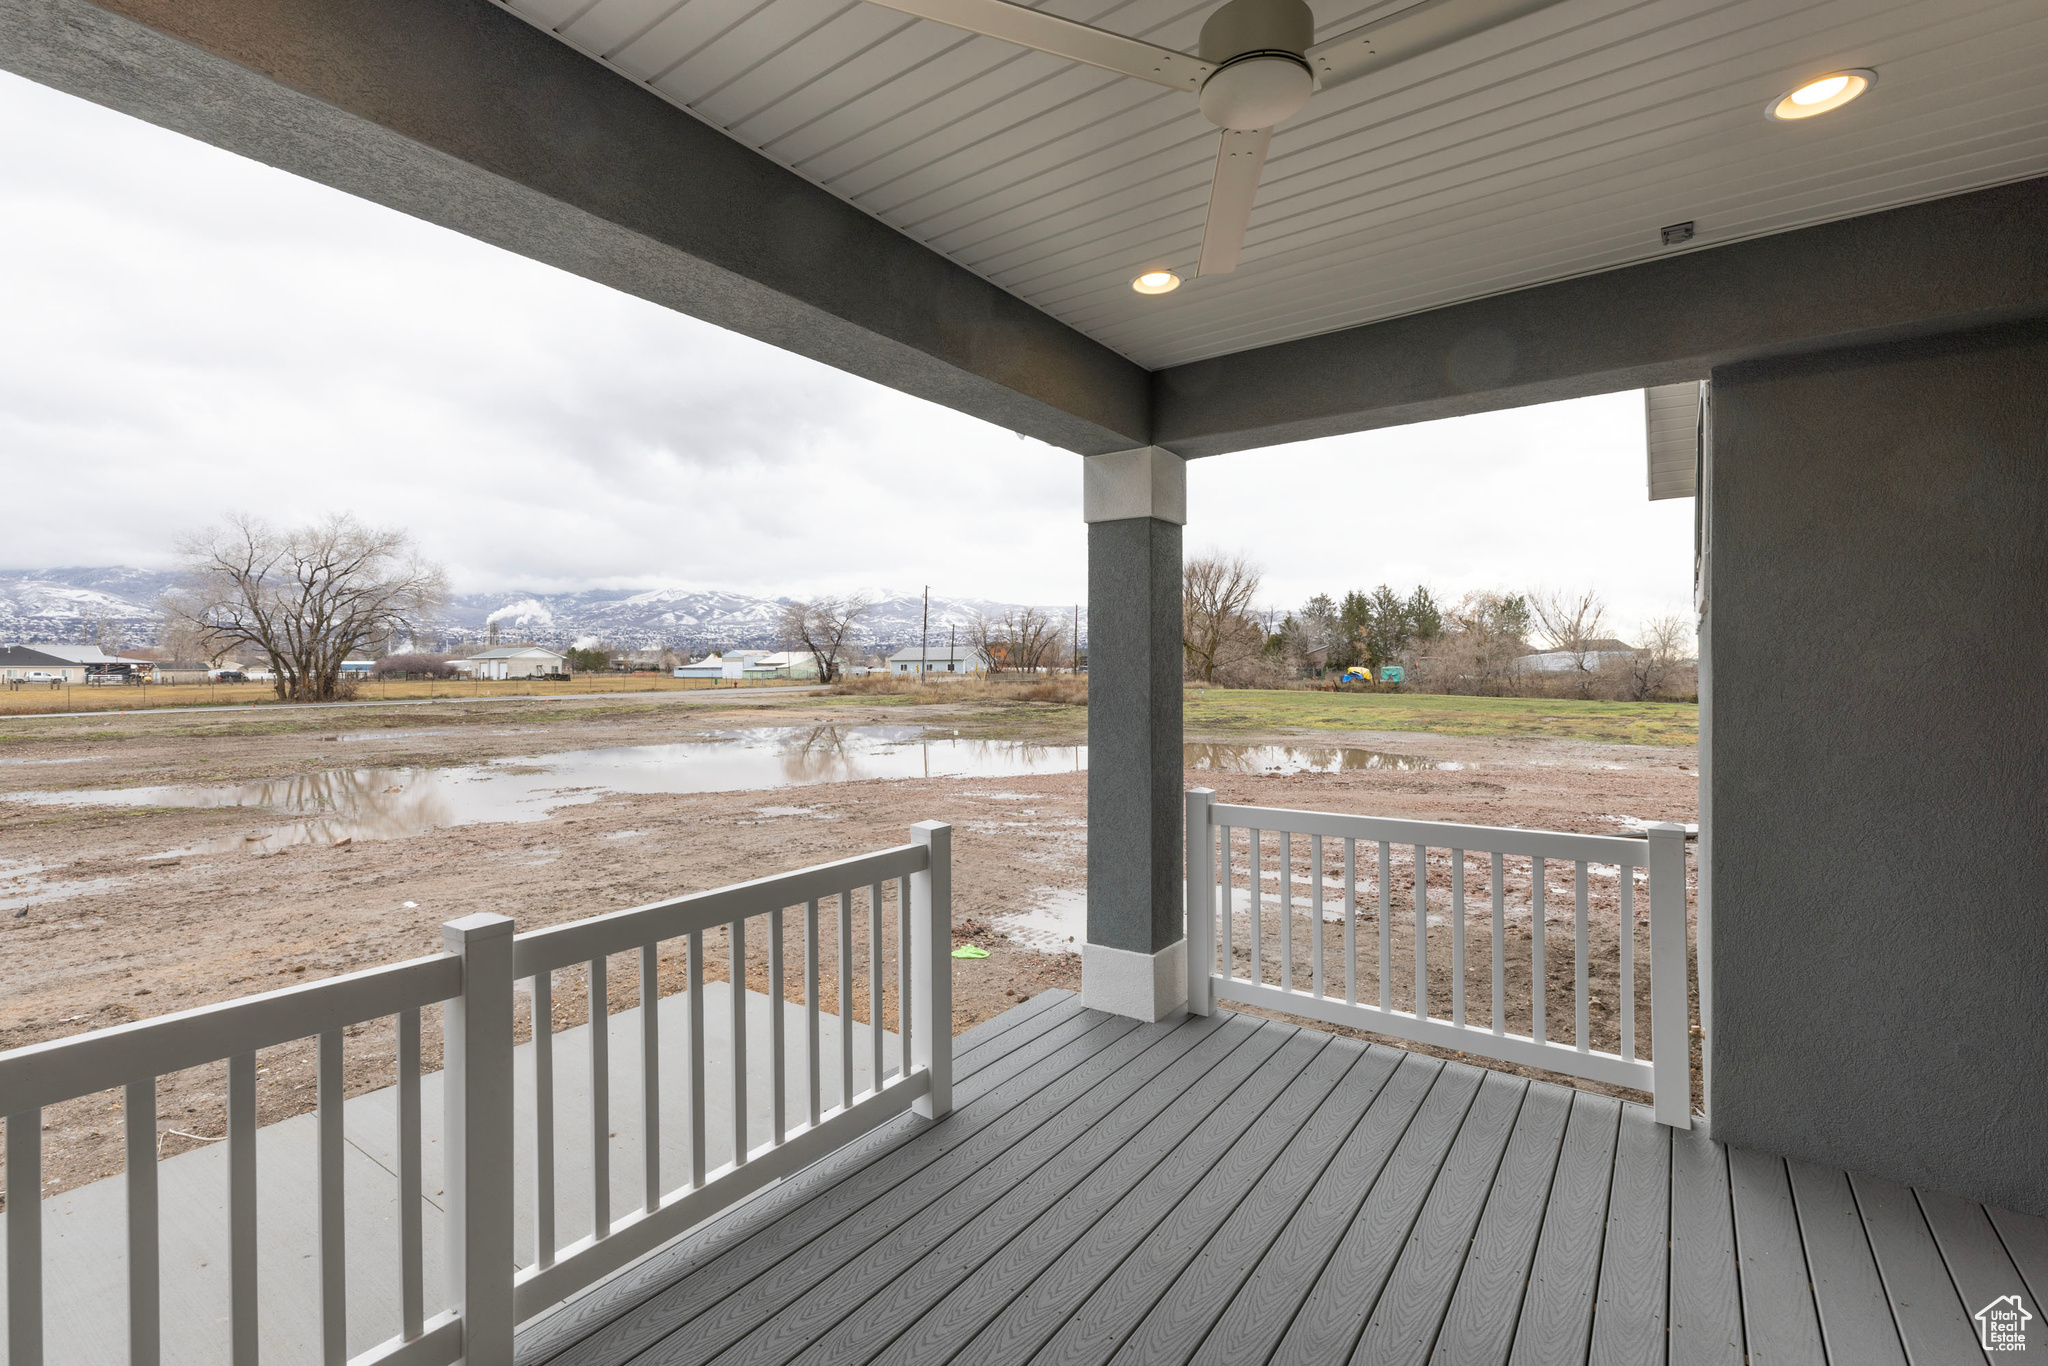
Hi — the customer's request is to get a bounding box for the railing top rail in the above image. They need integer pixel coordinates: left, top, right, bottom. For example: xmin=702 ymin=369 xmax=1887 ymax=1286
xmin=0 ymin=953 xmax=460 ymax=1114
xmin=512 ymin=841 xmax=929 ymax=977
xmin=1205 ymin=802 xmax=1655 ymax=863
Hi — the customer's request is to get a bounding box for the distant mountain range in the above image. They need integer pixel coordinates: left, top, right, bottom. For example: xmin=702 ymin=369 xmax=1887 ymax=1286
xmin=0 ymin=567 xmax=1082 ymax=654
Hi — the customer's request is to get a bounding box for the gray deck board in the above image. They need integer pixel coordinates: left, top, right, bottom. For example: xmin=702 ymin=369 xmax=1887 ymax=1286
xmin=1985 ymin=1204 xmax=2048 ymax=1308
xmin=1348 ymin=1071 xmax=1529 ymax=1366
xmin=1669 ymin=1121 xmax=1745 ymax=1366
xmin=1026 ymin=1044 xmax=1406 ymax=1366
xmin=1918 ymin=1189 xmax=2031 ymax=1352
xmin=1850 ymin=1172 xmax=1984 ymax=1366
xmin=520 ymin=995 xmax=1100 ymax=1366
xmin=1112 ymin=1048 xmax=1441 ymax=1366
xmin=1727 ymin=1147 xmax=1827 ymax=1366
xmin=871 ymin=1033 xmax=1351 ymax=1366
xmin=504 ymin=1001 xmax=2031 ymax=1366
xmin=1786 ymin=1159 xmax=1908 ymax=1366
xmin=543 ymin=1007 xmax=1173 ymax=1366
xmin=1426 ymin=1082 xmax=1572 ymax=1366
xmin=1263 ymin=1061 xmax=1487 ymax=1366
xmin=771 ymin=1020 xmax=1298 ymax=1366
xmin=702 ymin=1014 xmax=1260 ymax=1366
xmin=1507 ymin=1093 xmax=1622 ymax=1366
xmin=1588 ymin=1104 xmax=1670 ymax=1366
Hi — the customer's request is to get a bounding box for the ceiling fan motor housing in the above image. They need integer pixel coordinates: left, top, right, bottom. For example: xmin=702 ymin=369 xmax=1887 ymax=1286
xmin=1196 ymin=0 xmax=1315 ymax=129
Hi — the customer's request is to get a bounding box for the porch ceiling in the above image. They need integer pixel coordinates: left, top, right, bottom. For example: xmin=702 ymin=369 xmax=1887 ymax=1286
xmin=506 ymin=0 xmax=2048 ymax=370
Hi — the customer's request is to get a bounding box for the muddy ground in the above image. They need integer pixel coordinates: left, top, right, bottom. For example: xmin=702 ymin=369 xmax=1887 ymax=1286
xmin=0 ymin=690 xmax=1696 ymax=1199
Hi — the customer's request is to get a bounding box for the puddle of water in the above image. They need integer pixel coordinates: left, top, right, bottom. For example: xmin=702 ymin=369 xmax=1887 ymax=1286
xmin=0 ymin=730 xmax=1462 ymax=859
xmin=0 ymin=859 xmax=136 ymax=913
xmin=2 ymin=728 xmax=1087 ymax=855
xmin=0 ymin=755 xmax=110 ymax=766
xmin=996 ymin=888 xmax=1086 ymax=954
xmin=1184 ymin=744 xmax=1455 ymax=774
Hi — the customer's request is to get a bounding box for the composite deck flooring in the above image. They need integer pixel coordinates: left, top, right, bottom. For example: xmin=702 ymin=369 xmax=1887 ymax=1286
xmin=518 ymin=992 xmax=2045 ymax=1366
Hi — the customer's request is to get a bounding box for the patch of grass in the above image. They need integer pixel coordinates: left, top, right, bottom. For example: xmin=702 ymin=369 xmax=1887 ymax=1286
xmin=1185 ymin=687 xmax=1697 ymax=747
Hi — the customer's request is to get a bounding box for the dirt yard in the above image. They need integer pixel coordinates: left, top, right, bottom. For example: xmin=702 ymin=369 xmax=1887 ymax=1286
xmin=0 ymin=689 xmax=1696 ymax=1200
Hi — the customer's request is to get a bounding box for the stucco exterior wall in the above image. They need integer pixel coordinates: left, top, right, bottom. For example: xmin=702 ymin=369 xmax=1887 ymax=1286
xmin=1707 ymin=320 xmax=2048 ymax=1215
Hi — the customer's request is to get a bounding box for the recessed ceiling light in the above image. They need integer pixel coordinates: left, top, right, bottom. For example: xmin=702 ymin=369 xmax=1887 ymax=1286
xmin=1131 ymin=270 xmax=1181 ymax=295
xmin=1767 ymin=69 xmax=1875 ymax=121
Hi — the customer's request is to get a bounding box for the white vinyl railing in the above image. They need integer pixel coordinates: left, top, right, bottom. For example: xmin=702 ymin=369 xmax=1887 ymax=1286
xmin=0 ymin=822 xmax=953 ymax=1366
xmin=1185 ymin=790 xmax=1693 ymax=1127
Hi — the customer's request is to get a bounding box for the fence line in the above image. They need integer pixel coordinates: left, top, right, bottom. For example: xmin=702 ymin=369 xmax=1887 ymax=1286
xmin=1185 ymin=790 xmax=1691 ymax=1126
xmin=0 ymin=825 xmax=954 ymax=1366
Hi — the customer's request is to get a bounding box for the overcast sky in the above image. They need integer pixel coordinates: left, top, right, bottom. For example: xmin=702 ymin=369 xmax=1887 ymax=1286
xmin=0 ymin=70 xmax=1694 ymax=637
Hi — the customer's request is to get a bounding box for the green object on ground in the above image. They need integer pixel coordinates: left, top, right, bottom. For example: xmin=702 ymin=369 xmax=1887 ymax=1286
xmin=951 ymin=944 xmax=990 ymax=959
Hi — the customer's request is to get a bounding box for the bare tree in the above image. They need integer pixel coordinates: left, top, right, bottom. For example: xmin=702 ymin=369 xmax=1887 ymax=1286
xmin=162 ymin=513 xmax=448 ymax=702
xmin=1532 ymin=588 xmax=1610 ymax=698
xmin=965 ymin=606 xmax=1059 ymax=674
xmin=1628 ymin=613 xmax=1694 ymax=701
xmin=1182 ymin=552 xmax=1264 ymax=684
xmin=778 ymin=595 xmax=870 ymax=683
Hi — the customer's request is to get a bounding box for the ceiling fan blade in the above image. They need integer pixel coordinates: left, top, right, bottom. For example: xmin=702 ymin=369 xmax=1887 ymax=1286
xmin=1307 ymin=0 xmax=1564 ymax=90
xmin=856 ymin=0 xmax=1212 ymax=91
xmin=1197 ymin=127 xmax=1271 ymax=276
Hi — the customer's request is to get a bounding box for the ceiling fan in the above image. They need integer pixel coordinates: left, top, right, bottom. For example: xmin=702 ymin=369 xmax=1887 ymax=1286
xmin=850 ymin=0 xmax=1563 ymax=278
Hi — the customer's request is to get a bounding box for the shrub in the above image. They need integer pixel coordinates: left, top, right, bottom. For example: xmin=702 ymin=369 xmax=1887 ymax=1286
xmin=371 ymin=652 xmax=456 ymax=680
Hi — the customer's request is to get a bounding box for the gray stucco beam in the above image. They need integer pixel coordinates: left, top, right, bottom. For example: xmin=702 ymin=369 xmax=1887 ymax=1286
xmin=0 ymin=0 xmax=1151 ymax=454
xmin=1152 ymin=176 xmax=2048 ymax=459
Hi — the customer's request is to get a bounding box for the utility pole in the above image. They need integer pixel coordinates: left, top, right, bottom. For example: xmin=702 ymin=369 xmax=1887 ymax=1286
xmin=920 ymin=585 xmax=929 ymax=678
xmin=1073 ymin=605 xmax=1079 ymax=674
xmin=949 ymin=621 xmax=956 ymax=676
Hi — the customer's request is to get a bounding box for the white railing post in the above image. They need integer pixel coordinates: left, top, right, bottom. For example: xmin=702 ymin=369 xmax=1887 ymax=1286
xmin=1646 ymin=824 xmax=1692 ymax=1130
xmin=442 ymin=914 xmax=516 ymax=1363
xmin=1185 ymin=789 xmax=1216 ymax=1016
xmin=911 ymin=822 xmax=953 ymax=1120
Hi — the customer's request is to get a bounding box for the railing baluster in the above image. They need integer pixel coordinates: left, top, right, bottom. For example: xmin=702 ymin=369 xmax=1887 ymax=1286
xmin=531 ymin=973 xmax=555 ymax=1270
xmin=1310 ymin=836 xmax=1325 ymax=999
xmin=7 ymin=1109 xmax=42 ymax=1366
xmin=772 ymin=907 xmax=787 ymax=1144
xmin=1574 ymin=860 xmax=1590 ymax=1052
xmin=1413 ymin=844 xmax=1428 ymax=1021
xmin=1377 ymin=840 xmax=1392 ymax=1010
xmin=688 ymin=929 xmax=705 ymax=1188
xmin=838 ymin=890 xmax=854 ymax=1112
xmin=897 ymin=877 xmax=913 ymax=1078
xmin=804 ymin=901 xmax=821 ymax=1129
xmin=1451 ymin=850 xmax=1466 ymax=1028
xmin=1491 ymin=853 xmax=1506 ymax=1035
xmin=1531 ymin=859 xmax=1546 ymax=1045
xmin=228 ymin=1050 xmax=257 ymax=1366
xmin=730 ymin=921 xmax=748 ymax=1167
xmin=1280 ymin=830 xmax=1293 ymax=991
xmin=1344 ymin=837 xmax=1358 ymax=1005
xmin=398 ymin=1006 xmax=424 ymax=1335
xmin=1619 ymin=868 xmax=1637 ymax=1061
xmin=317 ymin=1029 xmax=346 ymax=1366
xmin=641 ymin=943 xmax=661 ymax=1209
xmin=124 ymin=1079 xmax=159 ymax=1366
xmin=1216 ymin=826 xmax=1231 ymax=981
xmin=1249 ymin=830 xmax=1263 ymax=986
xmin=869 ymin=878 xmax=885 ymax=1097
xmin=588 ymin=956 xmax=610 ymax=1237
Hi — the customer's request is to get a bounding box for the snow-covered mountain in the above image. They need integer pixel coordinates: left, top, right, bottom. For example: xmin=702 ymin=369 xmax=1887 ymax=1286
xmin=0 ymin=568 xmax=1083 ymax=654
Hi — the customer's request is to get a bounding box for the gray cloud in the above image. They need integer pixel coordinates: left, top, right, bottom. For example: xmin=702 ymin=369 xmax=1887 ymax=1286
xmin=0 ymin=72 xmax=1689 ymax=633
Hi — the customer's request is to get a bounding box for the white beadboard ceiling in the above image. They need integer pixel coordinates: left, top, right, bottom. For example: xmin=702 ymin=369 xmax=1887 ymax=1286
xmin=501 ymin=0 xmax=2048 ymax=369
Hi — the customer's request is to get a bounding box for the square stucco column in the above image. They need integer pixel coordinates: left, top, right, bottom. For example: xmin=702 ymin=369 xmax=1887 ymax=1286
xmin=1083 ymin=446 xmax=1189 ymax=1021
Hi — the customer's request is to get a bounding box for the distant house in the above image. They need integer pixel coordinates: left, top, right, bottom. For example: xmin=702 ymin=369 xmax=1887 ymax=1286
xmin=888 ymin=643 xmax=987 ymax=676
xmin=340 ymin=660 xmax=376 ymax=677
xmin=752 ymin=650 xmax=825 ymax=680
xmin=1 ymin=644 xmax=154 ymax=683
xmin=453 ymin=646 xmax=567 ymax=680
xmin=672 ymin=651 xmax=778 ymax=681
